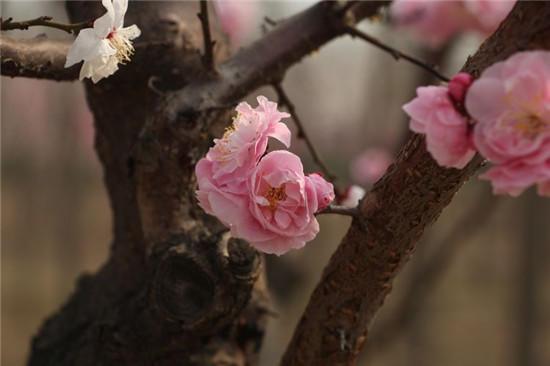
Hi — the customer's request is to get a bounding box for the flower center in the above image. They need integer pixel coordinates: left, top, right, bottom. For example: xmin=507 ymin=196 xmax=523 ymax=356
xmin=514 ymin=115 xmax=548 ymax=139
xmin=107 ymin=31 xmax=135 ymax=64
xmin=265 ymin=185 xmax=286 ymax=211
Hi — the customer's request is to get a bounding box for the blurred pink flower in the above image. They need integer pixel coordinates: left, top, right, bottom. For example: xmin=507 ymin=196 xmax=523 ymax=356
xmin=390 ymin=0 xmax=465 ymax=47
xmin=340 ymin=185 xmax=366 ymax=208
xmin=213 ymin=0 xmax=258 ymax=45
xmin=465 ymin=51 xmax=550 ymax=197
xmin=350 ymin=148 xmax=393 ymax=185
xmin=464 ymin=0 xmax=516 ymax=34
xmin=390 ymin=0 xmax=515 ymax=47
xmin=403 ymin=81 xmax=475 ymax=169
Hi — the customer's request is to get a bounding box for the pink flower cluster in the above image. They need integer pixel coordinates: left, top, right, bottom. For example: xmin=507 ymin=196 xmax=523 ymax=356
xmin=196 ymin=96 xmax=335 ymax=255
xmin=403 ymin=72 xmax=476 ymax=169
xmin=390 ymin=0 xmax=516 ymax=47
xmin=466 ymin=51 xmax=550 ymax=197
xmin=403 ymin=51 xmax=550 ymax=197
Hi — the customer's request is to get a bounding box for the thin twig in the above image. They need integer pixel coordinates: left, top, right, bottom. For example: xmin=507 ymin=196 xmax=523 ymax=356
xmin=346 ymin=26 xmax=450 ymax=82
xmin=197 ymin=1 xmax=215 ymax=71
xmin=273 ymin=83 xmax=336 ymax=182
xmin=317 ymin=204 xmax=359 ymax=217
xmin=264 ymin=16 xmax=278 ymax=27
xmin=0 ymin=16 xmax=91 ymax=34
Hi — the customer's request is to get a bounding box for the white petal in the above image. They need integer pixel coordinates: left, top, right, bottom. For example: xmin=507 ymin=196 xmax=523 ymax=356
xmin=118 ymin=24 xmax=141 ymax=40
xmin=93 ymin=56 xmax=119 ymax=83
xmin=113 ymin=0 xmax=128 ymax=29
xmin=94 ymin=0 xmax=116 ymax=38
xmin=94 ymin=39 xmax=117 ymax=58
xmin=79 ymin=60 xmax=93 ymax=81
xmin=78 ymin=56 xmax=119 ymax=83
xmin=65 ymin=28 xmax=101 ymax=67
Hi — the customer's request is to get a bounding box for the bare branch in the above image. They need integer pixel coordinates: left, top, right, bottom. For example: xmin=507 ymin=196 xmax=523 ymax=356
xmin=162 ymin=1 xmax=388 ymax=115
xmin=346 ymin=26 xmax=451 ymax=82
xmin=1 ymin=16 xmax=91 ymax=34
xmin=273 ymin=83 xmax=337 ymax=182
xmin=0 ymin=36 xmax=78 ymax=81
xmin=317 ymin=205 xmax=359 ymax=217
xmin=197 ymin=0 xmax=215 ymax=71
xmin=282 ymin=2 xmax=550 ymax=365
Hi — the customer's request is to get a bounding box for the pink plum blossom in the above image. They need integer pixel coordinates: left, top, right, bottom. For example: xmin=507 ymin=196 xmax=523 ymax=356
xmin=242 ymin=151 xmax=332 ymax=255
xmin=390 ymin=0 xmax=515 ymax=48
xmin=196 ymin=96 xmax=335 ymax=254
xmin=198 ymin=151 xmax=333 ymax=255
xmin=403 ymin=79 xmax=476 ymax=169
xmin=465 ymin=51 xmax=550 ymax=197
xmin=350 ymin=148 xmax=393 ymax=185
xmin=196 ymin=96 xmax=290 ymax=202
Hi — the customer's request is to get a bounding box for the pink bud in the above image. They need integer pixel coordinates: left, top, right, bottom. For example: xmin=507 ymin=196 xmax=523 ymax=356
xmin=448 ymin=72 xmax=474 ymax=104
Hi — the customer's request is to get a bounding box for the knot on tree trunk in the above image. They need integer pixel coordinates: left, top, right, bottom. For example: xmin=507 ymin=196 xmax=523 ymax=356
xmin=149 ymin=234 xmax=261 ymax=335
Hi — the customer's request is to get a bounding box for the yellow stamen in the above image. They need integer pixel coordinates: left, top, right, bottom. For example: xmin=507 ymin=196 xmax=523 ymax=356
xmin=515 ymin=115 xmax=547 ymax=139
xmin=108 ymin=33 xmax=135 ymax=64
xmin=265 ymin=185 xmax=286 ymax=211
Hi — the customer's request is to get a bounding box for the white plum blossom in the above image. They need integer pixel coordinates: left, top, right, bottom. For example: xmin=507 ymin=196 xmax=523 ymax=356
xmin=65 ymin=0 xmax=141 ymax=83
xmin=340 ymin=185 xmax=366 ymax=208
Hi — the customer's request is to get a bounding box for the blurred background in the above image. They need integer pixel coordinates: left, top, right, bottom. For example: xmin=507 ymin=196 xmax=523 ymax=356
xmin=2 ymin=1 xmax=549 ymax=366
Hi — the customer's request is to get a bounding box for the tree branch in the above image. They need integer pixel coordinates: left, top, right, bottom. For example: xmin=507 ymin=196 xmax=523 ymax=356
xmin=281 ymin=2 xmax=550 ymax=365
xmin=0 ymin=36 xmax=78 ymax=81
xmin=197 ymin=0 xmax=215 ymax=71
xmin=346 ymin=26 xmax=450 ymax=82
xmin=1 ymin=16 xmax=91 ymax=34
xmin=273 ymin=83 xmax=336 ymax=182
xmin=365 ymin=190 xmax=498 ymax=355
xmin=317 ymin=205 xmax=359 ymax=217
xmin=161 ymin=1 xmax=388 ymax=116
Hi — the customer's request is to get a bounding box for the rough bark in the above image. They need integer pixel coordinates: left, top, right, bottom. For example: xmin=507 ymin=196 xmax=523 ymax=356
xmin=22 ymin=1 xmax=386 ymax=365
xmin=281 ymin=2 xmax=550 ymax=365
xmin=0 ymin=36 xmax=78 ymax=80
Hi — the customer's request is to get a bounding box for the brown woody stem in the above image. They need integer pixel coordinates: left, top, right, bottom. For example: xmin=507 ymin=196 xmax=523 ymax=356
xmin=0 ymin=16 xmax=91 ymax=34
xmin=197 ymin=0 xmax=215 ymax=71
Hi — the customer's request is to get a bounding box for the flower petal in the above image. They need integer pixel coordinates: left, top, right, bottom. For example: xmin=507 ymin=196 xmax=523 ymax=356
xmin=268 ymin=121 xmax=291 ymax=148
xmin=94 ymin=0 xmax=116 ymax=38
xmin=112 ymin=0 xmax=128 ymax=29
xmin=118 ymin=24 xmax=141 ymax=40
xmin=65 ymin=28 xmax=100 ymax=67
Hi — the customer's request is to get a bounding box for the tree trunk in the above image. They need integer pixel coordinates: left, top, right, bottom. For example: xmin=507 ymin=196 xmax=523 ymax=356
xmin=28 ymin=2 xmax=268 ymax=365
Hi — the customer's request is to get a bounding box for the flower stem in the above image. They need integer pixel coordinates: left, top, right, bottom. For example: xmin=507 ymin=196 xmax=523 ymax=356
xmin=0 ymin=16 xmax=92 ymax=34
xmin=346 ymin=26 xmax=450 ymax=82
xmin=317 ymin=205 xmax=359 ymax=217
